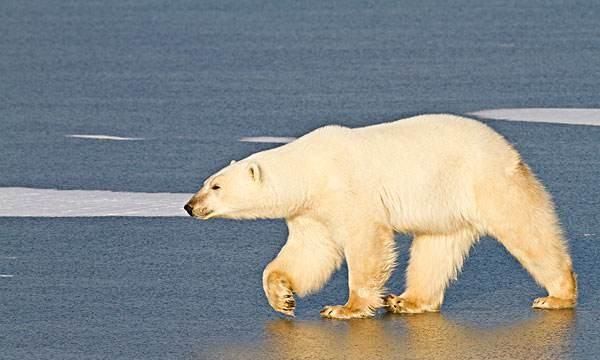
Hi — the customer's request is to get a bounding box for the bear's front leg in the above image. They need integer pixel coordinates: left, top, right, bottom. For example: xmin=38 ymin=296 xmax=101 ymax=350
xmin=263 ymin=215 xmax=344 ymax=317
xmin=321 ymin=224 xmax=396 ymax=320
xmin=263 ymin=270 xmax=296 ymax=316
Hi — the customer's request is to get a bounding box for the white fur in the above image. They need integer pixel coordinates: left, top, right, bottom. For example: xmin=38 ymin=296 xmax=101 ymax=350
xmin=186 ymin=114 xmax=577 ymax=318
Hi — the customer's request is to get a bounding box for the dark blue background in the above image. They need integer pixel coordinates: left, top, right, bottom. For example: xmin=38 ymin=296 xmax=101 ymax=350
xmin=1 ymin=1 xmax=599 ymax=359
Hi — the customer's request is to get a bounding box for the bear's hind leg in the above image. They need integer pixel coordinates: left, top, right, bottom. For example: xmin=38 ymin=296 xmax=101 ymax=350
xmin=321 ymin=224 xmax=396 ymax=320
xmin=481 ymin=163 xmax=577 ymax=309
xmin=491 ymin=223 xmax=577 ymax=309
xmin=386 ymin=229 xmax=478 ymax=314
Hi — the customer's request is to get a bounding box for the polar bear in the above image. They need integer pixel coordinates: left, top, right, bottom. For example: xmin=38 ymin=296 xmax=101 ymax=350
xmin=184 ymin=114 xmax=577 ymax=319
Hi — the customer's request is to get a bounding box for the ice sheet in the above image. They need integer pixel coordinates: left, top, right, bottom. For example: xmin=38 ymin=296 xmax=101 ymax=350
xmin=0 ymin=187 xmax=192 ymax=217
xmin=66 ymin=135 xmax=145 ymax=141
xmin=469 ymin=108 xmax=600 ymax=126
xmin=238 ymin=136 xmax=296 ymax=143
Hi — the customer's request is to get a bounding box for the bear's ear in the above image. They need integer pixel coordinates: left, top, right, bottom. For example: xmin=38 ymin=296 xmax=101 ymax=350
xmin=230 ymin=160 xmax=236 ymax=165
xmin=248 ymin=162 xmax=262 ymax=183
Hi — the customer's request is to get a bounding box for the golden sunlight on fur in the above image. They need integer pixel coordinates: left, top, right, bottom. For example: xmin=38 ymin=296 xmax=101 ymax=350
xmin=185 ymin=114 xmax=577 ymax=319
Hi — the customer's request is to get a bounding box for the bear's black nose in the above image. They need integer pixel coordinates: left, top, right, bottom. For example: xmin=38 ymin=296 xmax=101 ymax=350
xmin=184 ymin=203 xmax=194 ymax=217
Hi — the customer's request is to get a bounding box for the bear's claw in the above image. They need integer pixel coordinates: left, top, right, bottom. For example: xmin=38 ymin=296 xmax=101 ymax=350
xmin=319 ymin=306 xmax=334 ymax=317
xmin=274 ymin=290 xmax=296 ymax=317
xmin=283 ymin=299 xmax=296 ymax=311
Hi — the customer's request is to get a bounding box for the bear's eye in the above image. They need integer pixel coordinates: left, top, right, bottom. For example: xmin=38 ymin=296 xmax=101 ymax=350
xmin=211 ymin=184 xmax=221 ymax=191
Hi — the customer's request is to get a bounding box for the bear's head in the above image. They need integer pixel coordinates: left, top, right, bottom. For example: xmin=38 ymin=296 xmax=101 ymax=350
xmin=184 ymin=159 xmax=283 ymax=220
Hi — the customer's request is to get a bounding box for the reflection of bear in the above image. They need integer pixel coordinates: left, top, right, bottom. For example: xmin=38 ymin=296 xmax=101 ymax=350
xmin=199 ymin=311 xmax=575 ymax=359
xmin=185 ymin=114 xmax=577 ymax=319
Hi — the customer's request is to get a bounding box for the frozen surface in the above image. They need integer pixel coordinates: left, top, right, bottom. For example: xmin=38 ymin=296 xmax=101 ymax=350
xmin=65 ymin=134 xmax=145 ymax=141
xmin=0 ymin=187 xmax=191 ymax=217
xmin=2 ymin=0 xmax=600 ymax=359
xmin=239 ymin=136 xmax=296 ymax=143
xmin=470 ymin=108 xmax=600 ymax=126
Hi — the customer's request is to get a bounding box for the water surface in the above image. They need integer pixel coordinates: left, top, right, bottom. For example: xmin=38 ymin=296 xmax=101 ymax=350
xmin=1 ymin=0 xmax=599 ymax=359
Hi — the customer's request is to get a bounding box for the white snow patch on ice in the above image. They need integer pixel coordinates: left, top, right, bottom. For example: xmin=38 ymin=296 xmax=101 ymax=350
xmin=239 ymin=136 xmax=296 ymax=144
xmin=66 ymin=134 xmax=145 ymax=141
xmin=0 ymin=187 xmax=192 ymax=217
xmin=469 ymin=108 xmax=600 ymax=126
xmin=0 ymin=274 xmax=14 ymax=278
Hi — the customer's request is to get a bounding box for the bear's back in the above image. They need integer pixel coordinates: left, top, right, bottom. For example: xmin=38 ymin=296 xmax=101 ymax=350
xmin=350 ymin=114 xmax=522 ymax=233
xmin=353 ymin=114 xmax=519 ymax=169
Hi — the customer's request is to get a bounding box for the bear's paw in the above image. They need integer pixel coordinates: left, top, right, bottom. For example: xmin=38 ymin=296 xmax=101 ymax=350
xmin=265 ymin=271 xmax=296 ymax=317
xmin=384 ymin=295 xmax=439 ymax=314
xmin=319 ymin=305 xmax=374 ymax=320
xmin=532 ymin=296 xmax=575 ymax=310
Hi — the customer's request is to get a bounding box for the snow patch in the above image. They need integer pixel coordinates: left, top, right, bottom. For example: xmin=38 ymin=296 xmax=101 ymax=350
xmin=469 ymin=108 xmax=600 ymax=126
xmin=0 ymin=275 xmax=14 ymax=278
xmin=66 ymin=134 xmax=145 ymax=141
xmin=239 ymin=136 xmax=295 ymax=144
xmin=0 ymin=187 xmax=192 ymax=217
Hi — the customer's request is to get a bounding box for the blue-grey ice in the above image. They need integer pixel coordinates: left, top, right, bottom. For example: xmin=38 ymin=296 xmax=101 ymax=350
xmin=2 ymin=0 xmax=600 ymax=358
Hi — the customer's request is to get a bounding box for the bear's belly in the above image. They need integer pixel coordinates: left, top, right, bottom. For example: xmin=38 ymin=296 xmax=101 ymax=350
xmin=392 ymin=215 xmax=469 ymax=235
xmin=387 ymin=198 xmax=476 ymax=235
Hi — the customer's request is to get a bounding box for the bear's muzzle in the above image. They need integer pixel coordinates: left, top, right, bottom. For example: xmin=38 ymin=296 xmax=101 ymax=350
xmin=184 ymin=203 xmax=194 ymax=217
